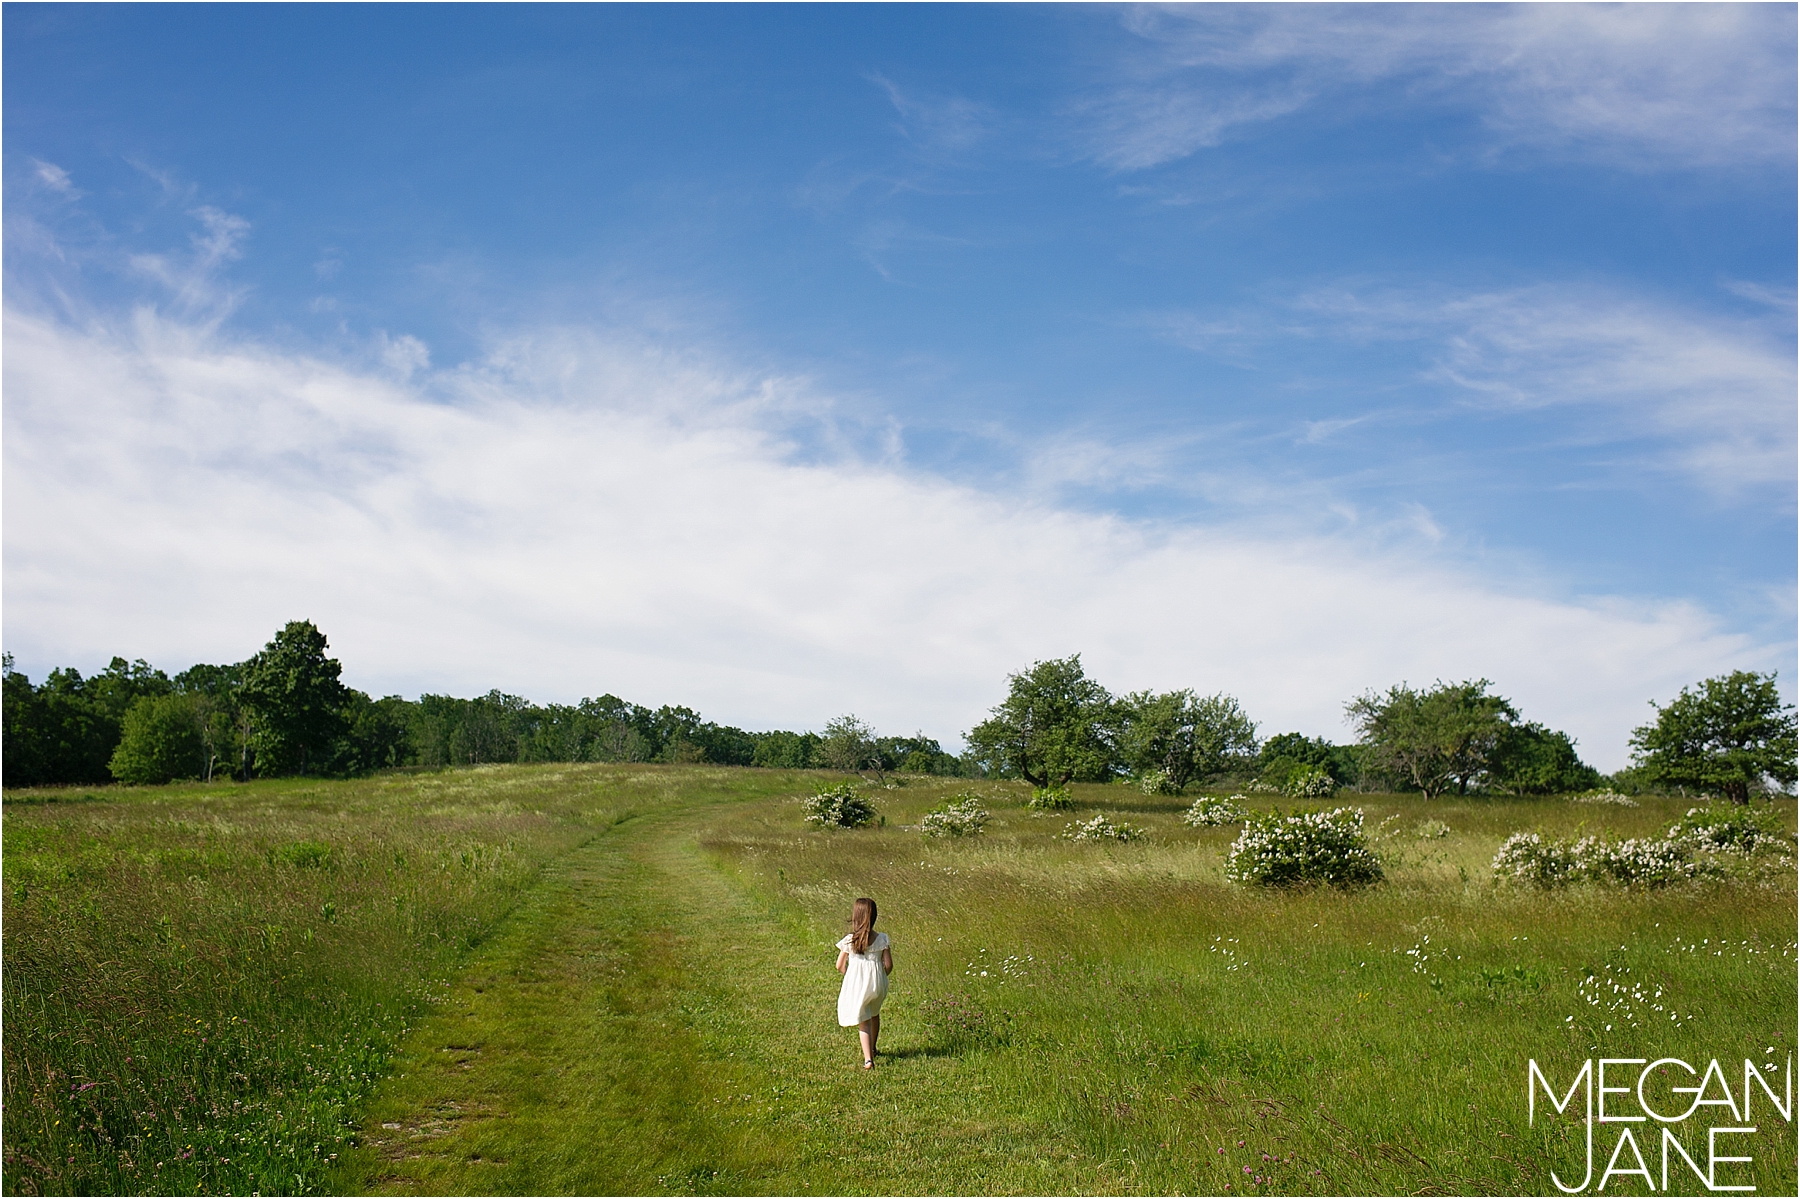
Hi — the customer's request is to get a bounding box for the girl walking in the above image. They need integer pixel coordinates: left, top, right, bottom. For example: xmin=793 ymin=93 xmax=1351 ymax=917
xmin=834 ymin=897 xmax=892 ymax=1069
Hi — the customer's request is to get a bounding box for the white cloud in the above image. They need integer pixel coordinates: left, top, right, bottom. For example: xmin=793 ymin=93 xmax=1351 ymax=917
xmin=32 ymin=159 xmax=79 ymax=197
xmin=1148 ymin=282 xmax=1797 ymax=494
xmin=2 ymin=307 xmax=1784 ymax=769
xmin=126 ymin=206 xmax=252 ymax=322
xmin=1092 ymin=4 xmax=1795 ymax=171
xmin=1302 ymin=284 xmax=1798 ymax=492
xmin=871 ymin=74 xmax=993 ymax=152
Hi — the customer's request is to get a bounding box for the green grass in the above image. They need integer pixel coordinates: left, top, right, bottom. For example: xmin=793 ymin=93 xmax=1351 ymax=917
xmin=4 ymin=767 xmax=1794 ymax=1195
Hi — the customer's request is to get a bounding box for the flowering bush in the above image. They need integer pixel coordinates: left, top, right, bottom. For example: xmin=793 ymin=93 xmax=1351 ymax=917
xmin=801 ymin=783 xmax=876 ymax=828
xmin=1063 ymin=813 xmax=1146 ymax=842
xmin=1491 ymin=830 xmax=1696 ymax=887
xmin=1182 ymin=794 xmax=1247 ymax=827
xmin=921 ymin=794 xmax=989 ymax=838
xmin=1415 ymin=819 xmax=1451 ymax=840
xmin=1137 ymin=769 xmax=1176 ymax=796
xmin=1283 ymin=766 xmax=1338 ymax=798
xmin=1571 ymin=789 xmax=1639 ymax=808
xmin=1027 ymin=786 xmax=1074 ymax=810
xmin=1245 ymin=780 xmax=1281 ymax=794
xmin=1674 ymin=802 xmax=1793 ymax=856
xmin=1224 ymin=807 xmax=1383 ymax=887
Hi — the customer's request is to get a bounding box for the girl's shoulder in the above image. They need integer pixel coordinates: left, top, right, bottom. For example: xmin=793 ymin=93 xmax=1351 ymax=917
xmin=835 ymin=933 xmax=854 ymax=951
xmin=871 ymin=931 xmax=890 ymax=951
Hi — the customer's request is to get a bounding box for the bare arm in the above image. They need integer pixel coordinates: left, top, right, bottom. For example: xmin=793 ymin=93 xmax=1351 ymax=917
xmin=881 ymin=947 xmax=893 ymax=975
xmin=836 ymin=950 xmax=849 ymax=974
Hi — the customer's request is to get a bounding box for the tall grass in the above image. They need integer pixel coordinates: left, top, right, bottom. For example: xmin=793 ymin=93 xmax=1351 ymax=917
xmin=1 ymin=766 xmax=650 ymax=1195
xmin=5 ymin=767 xmax=1794 ymax=1195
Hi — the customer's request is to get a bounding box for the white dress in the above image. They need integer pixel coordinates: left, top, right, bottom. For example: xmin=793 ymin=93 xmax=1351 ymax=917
xmin=836 ymin=931 xmax=890 ymax=1026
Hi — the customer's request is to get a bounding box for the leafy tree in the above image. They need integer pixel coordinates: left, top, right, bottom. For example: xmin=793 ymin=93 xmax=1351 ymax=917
xmin=965 ymin=655 xmax=1117 ymax=787
xmin=752 ymin=730 xmax=821 ymax=770
xmin=816 ymin=714 xmax=882 ymax=775
xmin=2 ymin=654 xmax=172 ymax=786
xmin=1256 ymin=732 xmax=1363 ymax=790
xmin=1118 ymin=689 xmax=1258 ymax=793
xmin=1345 ymin=679 xmax=1516 ymax=799
xmin=1488 ymin=722 xmax=1602 ymax=795
xmin=237 ymin=621 xmax=350 ymax=776
xmin=885 ymin=733 xmax=963 ymax=776
xmin=1628 ymin=670 xmax=1798 ymax=803
xmin=336 ymin=692 xmax=414 ymax=773
xmin=109 ymin=693 xmax=208 ymax=785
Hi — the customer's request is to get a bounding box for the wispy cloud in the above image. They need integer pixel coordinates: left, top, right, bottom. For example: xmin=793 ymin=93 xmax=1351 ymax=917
xmin=1089 ymin=4 xmax=1796 ymax=171
xmin=871 ymin=73 xmax=993 ymax=153
xmin=126 ymin=205 xmax=251 ymax=321
xmin=4 ymin=306 xmax=1780 ymax=768
xmin=1149 ymin=281 xmax=1797 ymax=494
xmin=31 ymin=159 xmax=80 ymax=197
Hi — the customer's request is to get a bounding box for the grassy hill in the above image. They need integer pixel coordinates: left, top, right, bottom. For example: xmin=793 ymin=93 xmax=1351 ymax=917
xmin=4 ymin=765 xmax=1793 ymax=1194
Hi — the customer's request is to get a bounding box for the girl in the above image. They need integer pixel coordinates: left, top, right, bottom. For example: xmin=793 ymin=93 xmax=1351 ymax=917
xmin=834 ymin=896 xmax=892 ymax=1069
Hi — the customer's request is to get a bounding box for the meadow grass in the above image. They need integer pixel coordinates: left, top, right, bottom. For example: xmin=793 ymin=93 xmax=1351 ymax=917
xmin=3 ymin=766 xmax=1794 ymax=1195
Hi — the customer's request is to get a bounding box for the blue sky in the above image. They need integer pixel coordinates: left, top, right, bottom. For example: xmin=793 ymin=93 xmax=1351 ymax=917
xmin=5 ymin=4 xmax=1795 ymax=768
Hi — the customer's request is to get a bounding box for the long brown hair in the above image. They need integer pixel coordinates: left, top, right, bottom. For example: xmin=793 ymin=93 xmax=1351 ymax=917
xmin=849 ymin=897 xmax=877 ymax=954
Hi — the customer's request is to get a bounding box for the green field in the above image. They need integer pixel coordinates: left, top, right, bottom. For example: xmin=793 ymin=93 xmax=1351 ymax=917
xmin=4 ymin=765 xmax=1794 ymax=1195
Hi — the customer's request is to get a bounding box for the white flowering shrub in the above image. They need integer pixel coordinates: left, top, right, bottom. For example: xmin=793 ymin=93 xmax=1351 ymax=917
xmin=1063 ymin=813 xmax=1146 ymax=843
xmin=1182 ymin=794 xmax=1248 ymax=827
xmin=921 ymin=794 xmax=989 ymax=838
xmin=1415 ymin=818 xmax=1451 ymax=839
xmin=1284 ymin=766 xmax=1338 ymax=798
xmin=1028 ymin=786 xmax=1074 ymax=810
xmin=1571 ymin=789 xmax=1639 ymax=808
xmin=1492 ymin=832 xmax=1575 ymax=887
xmin=801 ymin=783 xmax=876 ymax=828
xmin=1138 ymin=769 xmax=1176 ymax=796
xmin=1674 ymin=803 xmax=1793 ymax=856
xmin=1492 ymin=830 xmax=1697 ymax=887
xmin=1224 ymin=807 xmax=1384 ymax=888
xmin=1246 ymin=780 xmax=1281 ymax=794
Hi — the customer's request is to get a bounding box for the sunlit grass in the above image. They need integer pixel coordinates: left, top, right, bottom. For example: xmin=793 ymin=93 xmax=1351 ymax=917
xmin=5 ymin=767 xmax=1793 ymax=1195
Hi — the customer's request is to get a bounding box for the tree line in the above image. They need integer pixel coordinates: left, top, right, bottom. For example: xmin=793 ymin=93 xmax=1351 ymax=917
xmin=0 ymin=621 xmax=962 ymax=788
xmin=965 ymin=655 xmax=1794 ymax=803
xmin=4 ymin=626 xmax=1792 ymax=802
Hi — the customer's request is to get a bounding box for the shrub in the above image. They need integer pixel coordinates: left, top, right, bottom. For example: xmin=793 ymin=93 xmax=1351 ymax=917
xmin=1491 ymin=829 xmax=1700 ymax=888
xmin=1027 ymin=786 xmax=1074 ymax=810
xmin=1284 ymin=765 xmax=1338 ymax=798
xmin=1674 ymin=802 xmax=1793 ymax=856
xmin=1182 ymin=794 xmax=1247 ymax=827
xmin=1415 ymin=819 xmax=1451 ymax=839
xmin=1579 ymin=835 xmax=1698 ymax=886
xmin=801 ymin=783 xmax=876 ymax=828
xmin=1224 ymin=807 xmax=1383 ymax=888
xmin=921 ymin=794 xmax=989 ymax=838
xmin=1063 ymin=813 xmax=1145 ymax=843
xmin=1245 ymin=780 xmax=1281 ymax=794
xmin=1571 ymin=789 xmax=1639 ymax=808
xmin=1137 ymin=769 xmax=1176 ymax=796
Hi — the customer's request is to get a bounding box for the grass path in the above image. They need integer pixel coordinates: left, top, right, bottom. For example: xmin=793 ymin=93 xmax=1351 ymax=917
xmin=342 ymin=787 xmax=1123 ymax=1195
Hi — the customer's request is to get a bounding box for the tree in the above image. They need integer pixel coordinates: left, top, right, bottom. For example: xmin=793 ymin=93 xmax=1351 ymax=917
xmin=237 ymin=621 xmax=350 ymax=776
xmin=1256 ymin=732 xmax=1362 ymax=790
xmin=965 ymin=655 xmax=1117 ymax=788
xmin=1488 ymin=722 xmax=1602 ymax=795
xmin=1628 ymin=671 xmax=1797 ymax=803
xmin=109 ymin=693 xmax=208 ymax=785
xmin=816 ymin=714 xmax=883 ymax=776
xmin=1345 ymin=679 xmax=1516 ymax=799
xmin=1118 ymin=689 xmax=1258 ymax=793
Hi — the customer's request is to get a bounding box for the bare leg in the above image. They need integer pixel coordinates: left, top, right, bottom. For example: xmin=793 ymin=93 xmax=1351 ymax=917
xmin=859 ymin=1021 xmax=875 ymax=1066
xmin=870 ymin=1013 xmax=881 ymax=1057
